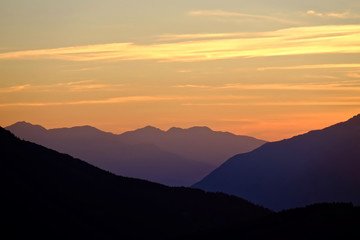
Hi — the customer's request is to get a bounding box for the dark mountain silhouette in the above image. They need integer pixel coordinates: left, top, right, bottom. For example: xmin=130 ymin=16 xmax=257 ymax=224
xmin=196 ymin=203 xmax=360 ymax=239
xmin=3 ymin=127 xmax=360 ymax=239
xmin=193 ymin=114 xmax=360 ymax=211
xmin=0 ymin=127 xmax=270 ymax=239
xmin=6 ymin=122 xmax=265 ymax=186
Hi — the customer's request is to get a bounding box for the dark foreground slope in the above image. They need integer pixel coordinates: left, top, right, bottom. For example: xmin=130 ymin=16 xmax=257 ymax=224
xmin=0 ymin=127 xmax=269 ymax=240
xmin=194 ymin=114 xmax=360 ymax=211
xmin=197 ymin=203 xmax=360 ymax=239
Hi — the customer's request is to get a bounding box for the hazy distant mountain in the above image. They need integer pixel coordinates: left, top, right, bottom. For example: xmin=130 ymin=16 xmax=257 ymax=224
xmin=193 ymin=114 xmax=360 ymax=211
xmin=0 ymin=127 xmax=270 ymax=239
xmin=5 ymin=122 xmax=210 ymax=186
xmin=120 ymin=125 xmax=266 ymax=166
xmin=6 ymin=122 xmax=264 ymax=186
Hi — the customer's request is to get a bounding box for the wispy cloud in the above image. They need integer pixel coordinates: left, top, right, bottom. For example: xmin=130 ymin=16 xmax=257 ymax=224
xmin=0 ymin=95 xmax=256 ymax=108
xmin=306 ymin=10 xmax=360 ymax=19
xmin=0 ymin=81 xmax=125 ymax=93
xmin=177 ymin=69 xmax=193 ymax=73
xmin=0 ymin=25 xmax=359 ymax=62
xmin=156 ymin=32 xmax=266 ymax=42
xmin=347 ymin=72 xmax=360 ymax=78
xmin=188 ymin=10 xmax=301 ymax=25
xmin=257 ymin=64 xmax=360 ymax=71
xmin=0 ymin=96 xmax=187 ymax=107
xmin=182 ymin=101 xmax=360 ymax=107
xmin=0 ymin=84 xmax=31 ymax=93
xmin=174 ymin=82 xmax=360 ymax=91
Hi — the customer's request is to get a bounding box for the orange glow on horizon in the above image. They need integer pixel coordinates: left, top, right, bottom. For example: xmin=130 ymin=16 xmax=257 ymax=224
xmin=1 ymin=2 xmax=360 ymax=141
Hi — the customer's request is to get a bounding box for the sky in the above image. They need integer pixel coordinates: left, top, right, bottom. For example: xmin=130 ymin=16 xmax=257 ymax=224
xmin=1 ymin=0 xmax=360 ymax=141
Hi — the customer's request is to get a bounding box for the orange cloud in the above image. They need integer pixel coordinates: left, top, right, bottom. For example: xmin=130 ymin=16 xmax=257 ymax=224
xmin=0 ymin=25 xmax=359 ymax=62
xmin=0 ymin=95 xmax=257 ymax=108
xmin=0 ymin=81 xmax=126 ymax=93
xmin=0 ymin=84 xmax=31 ymax=93
xmin=258 ymin=64 xmax=360 ymax=71
xmin=182 ymin=101 xmax=360 ymax=107
xmin=174 ymin=82 xmax=360 ymax=91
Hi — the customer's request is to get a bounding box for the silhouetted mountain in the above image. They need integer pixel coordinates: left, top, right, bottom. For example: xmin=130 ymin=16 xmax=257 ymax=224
xmin=6 ymin=122 xmax=212 ymax=186
xmin=193 ymin=114 xmax=360 ymax=210
xmin=6 ymin=122 xmax=265 ymax=186
xmin=120 ymin=125 xmax=266 ymax=166
xmin=0 ymin=127 xmax=270 ymax=239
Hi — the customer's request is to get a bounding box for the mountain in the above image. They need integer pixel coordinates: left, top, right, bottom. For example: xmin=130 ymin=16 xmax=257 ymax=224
xmin=120 ymin=125 xmax=266 ymax=166
xmin=193 ymin=114 xmax=360 ymax=211
xmin=5 ymin=122 xmax=212 ymax=186
xmin=0 ymin=127 xmax=270 ymax=239
xmin=6 ymin=122 xmax=265 ymax=186
xmin=196 ymin=203 xmax=360 ymax=239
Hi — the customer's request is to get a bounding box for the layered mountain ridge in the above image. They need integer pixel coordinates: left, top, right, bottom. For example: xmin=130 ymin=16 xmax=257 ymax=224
xmin=6 ymin=121 xmax=265 ymax=186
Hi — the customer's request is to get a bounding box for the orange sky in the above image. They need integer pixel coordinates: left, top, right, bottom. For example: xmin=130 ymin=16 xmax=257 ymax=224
xmin=1 ymin=0 xmax=360 ymax=141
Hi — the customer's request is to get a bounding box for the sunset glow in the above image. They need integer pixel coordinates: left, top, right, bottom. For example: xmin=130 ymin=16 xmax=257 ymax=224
xmin=1 ymin=0 xmax=360 ymax=141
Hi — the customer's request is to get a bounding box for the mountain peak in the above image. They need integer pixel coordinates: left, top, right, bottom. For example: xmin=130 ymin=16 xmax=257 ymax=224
xmin=6 ymin=121 xmax=47 ymax=132
xmin=167 ymin=126 xmax=213 ymax=133
xmin=126 ymin=125 xmax=165 ymax=135
xmin=188 ymin=126 xmax=213 ymax=132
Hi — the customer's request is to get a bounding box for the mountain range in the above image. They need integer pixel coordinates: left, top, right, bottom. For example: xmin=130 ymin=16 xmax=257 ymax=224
xmin=2 ymin=126 xmax=360 ymax=239
xmin=193 ymin=114 xmax=360 ymax=211
xmin=0 ymin=126 xmax=269 ymax=239
xmin=5 ymin=122 xmax=265 ymax=186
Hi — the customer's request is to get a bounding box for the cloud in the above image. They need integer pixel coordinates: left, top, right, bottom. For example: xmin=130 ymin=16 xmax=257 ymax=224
xmin=177 ymin=69 xmax=193 ymax=73
xmin=182 ymin=101 xmax=360 ymax=107
xmin=0 ymin=25 xmax=359 ymax=62
xmin=0 ymin=84 xmax=31 ymax=93
xmin=174 ymin=84 xmax=212 ymax=89
xmin=156 ymin=32 xmax=266 ymax=42
xmin=0 ymin=81 xmax=125 ymax=93
xmin=174 ymin=82 xmax=360 ymax=91
xmin=0 ymin=96 xmax=187 ymax=107
xmin=0 ymin=95 xmax=259 ymax=108
xmin=257 ymin=64 xmax=360 ymax=71
xmin=188 ymin=10 xmax=301 ymax=25
xmin=347 ymin=72 xmax=360 ymax=78
xmin=306 ymin=10 xmax=359 ymax=19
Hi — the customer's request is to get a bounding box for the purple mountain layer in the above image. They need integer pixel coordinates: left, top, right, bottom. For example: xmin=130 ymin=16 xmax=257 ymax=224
xmin=6 ymin=122 xmax=265 ymax=186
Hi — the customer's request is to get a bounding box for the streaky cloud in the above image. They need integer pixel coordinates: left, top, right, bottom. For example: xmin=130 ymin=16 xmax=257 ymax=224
xmin=175 ymin=82 xmax=360 ymax=91
xmin=258 ymin=64 xmax=360 ymax=71
xmin=306 ymin=10 xmax=360 ymax=19
xmin=188 ymin=10 xmax=301 ymax=25
xmin=0 ymin=25 xmax=359 ymax=62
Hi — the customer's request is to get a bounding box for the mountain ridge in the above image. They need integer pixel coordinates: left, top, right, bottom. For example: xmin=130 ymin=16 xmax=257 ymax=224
xmin=193 ymin=114 xmax=360 ymax=210
xmin=6 ymin=121 xmax=265 ymax=186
